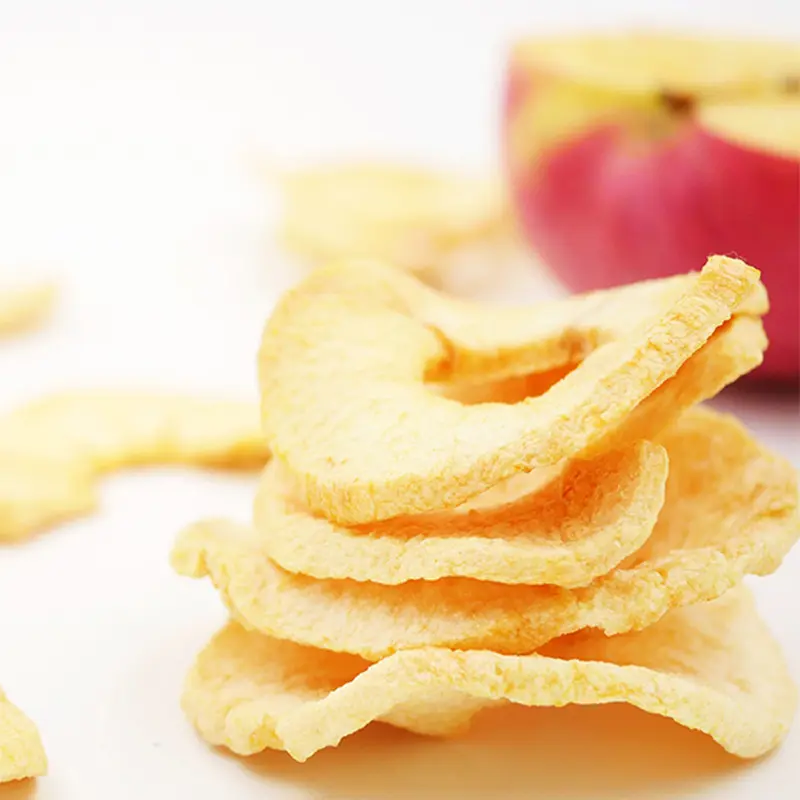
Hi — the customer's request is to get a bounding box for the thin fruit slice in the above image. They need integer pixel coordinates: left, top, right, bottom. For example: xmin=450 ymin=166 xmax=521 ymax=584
xmin=172 ymin=409 xmax=799 ymax=659
xmin=252 ymin=440 xmax=668 ymax=586
xmin=589 ymin=314 xmax=766 ymax=454
xmin=0 ymin=284 xmax=55 ymax=336
xmin=252 ymin=314 xmax=766 ymax=584
xmin=0 ymin=690 xmax=46 ymax=782
xmin=182 ymin=587 xmax=797 ymax=762
xmin=0 ymin=392 xmax=268 ymax=540
xmin=260 ymin=256 xmax=761 ymax=523
xmin=440 ymin=314 xmax=766 ymax=434
xmin=273 ymin=163 xmax=512 ymax=276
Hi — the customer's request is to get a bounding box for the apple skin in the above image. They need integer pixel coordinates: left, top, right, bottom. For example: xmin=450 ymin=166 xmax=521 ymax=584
xmin=505 ymin=70 xmax=799 ymax=381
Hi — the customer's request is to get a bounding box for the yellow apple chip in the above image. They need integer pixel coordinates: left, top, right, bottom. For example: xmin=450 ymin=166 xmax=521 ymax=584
xmin=274 ymin=163 xmax=513 ymax=276
xmin=254 ymin=309 xmax=770 ymax=585
xmin=0 ymin=284 xmax=56 ymax=336
xmin=438 ymin=313 xmax=766 ymax=434
xmin=592 ymin=314 xmax=767 ymax=454
xmin=0 ymin=391 xmax=268 ymax=541
xmin=259 ymin=256 xmax=762 ymax=524
xmin=252 ymin=440 xmax=668 ymax=586
xmin=0 ymin=690 xmax=46 ymax=782
xmin=182 ymin=586 xmax=796 ymax=762
xmin=172 ymin=409 xmax=799 ymax=659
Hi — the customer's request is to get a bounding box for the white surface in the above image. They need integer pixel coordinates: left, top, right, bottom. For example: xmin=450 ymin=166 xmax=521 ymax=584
xmin=0 ymin=2 xmax=799 ymax=798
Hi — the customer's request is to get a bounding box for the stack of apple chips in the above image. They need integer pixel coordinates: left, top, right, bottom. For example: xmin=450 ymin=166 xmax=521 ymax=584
xmin=172 ymin=256 xmax=799 ymax=763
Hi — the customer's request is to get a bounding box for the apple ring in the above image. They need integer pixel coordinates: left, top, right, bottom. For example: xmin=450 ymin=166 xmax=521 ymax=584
xmin=259 ymin=255 xmax=762 ymax=523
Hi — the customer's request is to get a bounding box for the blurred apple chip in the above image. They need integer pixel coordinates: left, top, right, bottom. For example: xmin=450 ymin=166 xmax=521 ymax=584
xmin=0 ymin=392 xmax=268 ymax=540
xmin=0 ymin=284 xmax=56 ymax=337
xmin=273 ymin=163 xmax=513 ymax=279
xmin=181 ymin=586 xmax=796 ymax=762
xmin=0 ymin=690 xmax=46 ymax=782
xmin=172 ymin=409 xmax=798 ymax=658
xmin=260 ymin=256 xmax=763 ymax=524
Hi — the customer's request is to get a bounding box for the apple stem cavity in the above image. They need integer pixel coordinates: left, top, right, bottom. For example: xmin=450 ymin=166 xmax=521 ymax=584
xmin=660 ymin=91 xmax=695 ymax=117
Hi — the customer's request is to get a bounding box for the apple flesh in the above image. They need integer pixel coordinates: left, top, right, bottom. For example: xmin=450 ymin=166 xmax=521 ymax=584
xmin=505 ymin=34 xmax=800 ymax=380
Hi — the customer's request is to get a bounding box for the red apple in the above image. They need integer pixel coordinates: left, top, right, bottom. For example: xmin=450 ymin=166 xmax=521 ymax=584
xmin=505 ymin=33 xmax=800 ymax=380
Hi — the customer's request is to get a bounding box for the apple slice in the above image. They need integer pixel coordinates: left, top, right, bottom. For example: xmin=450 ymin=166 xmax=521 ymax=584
xmin=505 ymin=33 xmax=800 ymax=379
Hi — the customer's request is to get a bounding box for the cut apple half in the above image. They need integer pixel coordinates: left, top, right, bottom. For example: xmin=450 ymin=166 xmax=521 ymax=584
xmin=505 ymin=32 xmax=800 ymax=379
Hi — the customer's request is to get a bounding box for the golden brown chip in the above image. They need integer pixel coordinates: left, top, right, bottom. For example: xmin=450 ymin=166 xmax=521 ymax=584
xmin=0 ymin=690 xmax=46 ymax=782
xmin=273 ymin=163 xmax=513 ymax=276
xmin=252 ymin=440 xmax=668 ymax=586
xmin=259 ymin=256 xmax=762 ymax=524
xmin=172 ymin=409 xmax=799 ymax=659
xmin=0 ymin=284 xmax=56 ymax=336
xmin=0 ymin=392 xmax=268 ymax=541
xmin=182 ymin=587 xmax=796 ymax=762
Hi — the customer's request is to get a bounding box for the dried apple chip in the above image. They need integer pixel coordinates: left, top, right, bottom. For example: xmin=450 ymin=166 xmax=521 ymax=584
xmin=440 ymin=314 xmax=766 ymax=430
xmin=252 ymin=440 xmax=668 ymax=586
xmin=434 ymin=312 xmax=765 ymax=450
xmin=259 ymin=255 xmax=762 ymax=523
xmin=253 ymin=312 xmax=768 ymax=585
xmin=0 ymin=690 xmax=46 ymax=782
xmin=274 ymin=163 xmax=513 ymax=276
xmin=172 ymin=409 xmax=799 ymax=659
xmin=0 ymin=284 xmax=55 ymax=336
xmin=182 ymin=587 xmax=797 ymax=762
xmin=0 ymin=391 xmax=268 ymax=541
xmin=592 ymin=313 xmax=767 ymax=453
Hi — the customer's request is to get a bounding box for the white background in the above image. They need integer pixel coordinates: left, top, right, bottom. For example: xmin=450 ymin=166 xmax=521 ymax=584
xmin=0 ymin=2 xmax=798 ymax=798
